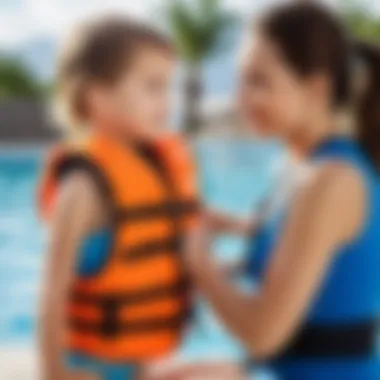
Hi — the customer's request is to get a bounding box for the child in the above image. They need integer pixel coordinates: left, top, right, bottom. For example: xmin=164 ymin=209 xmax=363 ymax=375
xmin=39 ymin=16 xmax=199 ymax=380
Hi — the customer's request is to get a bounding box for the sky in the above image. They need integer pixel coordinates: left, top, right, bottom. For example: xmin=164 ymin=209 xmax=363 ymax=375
xmin=0 ymin=0 xmax=373 ymax=91
xmin=0 ymin=0 xmax=282 ymax=83
xmin=0 ymin=0 xmax=260 ymax=49
xmin=0 ymin=0 xmax=344 ymax=49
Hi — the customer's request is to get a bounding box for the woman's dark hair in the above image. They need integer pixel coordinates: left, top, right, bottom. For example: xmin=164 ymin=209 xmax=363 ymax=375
xmin=258 ymin=2 xmax=380 ymax=168
xmin=56 ymin=15 xmax=174 ymax=128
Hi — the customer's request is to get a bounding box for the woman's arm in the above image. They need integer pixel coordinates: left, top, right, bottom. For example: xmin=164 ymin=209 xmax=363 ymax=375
xmin=204 ymin=208 xmax=257 ymax=236
xmin=39 ymin=172 xmax=104 ymax=380
xmin=186 ymin=163 xmax=366 ymax=360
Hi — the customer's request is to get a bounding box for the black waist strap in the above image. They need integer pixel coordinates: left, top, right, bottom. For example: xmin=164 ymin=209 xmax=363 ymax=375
xmin=277 ymin=320 xmax=379 ymax=359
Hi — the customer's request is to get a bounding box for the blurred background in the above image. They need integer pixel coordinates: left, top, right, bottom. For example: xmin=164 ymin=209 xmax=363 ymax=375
xmin=0 ymin=0 xmax=379 ymax=379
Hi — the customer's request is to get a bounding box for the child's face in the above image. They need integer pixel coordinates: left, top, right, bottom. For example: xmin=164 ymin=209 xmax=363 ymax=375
xmin=90 ymin=46 xmax=175 ymax=141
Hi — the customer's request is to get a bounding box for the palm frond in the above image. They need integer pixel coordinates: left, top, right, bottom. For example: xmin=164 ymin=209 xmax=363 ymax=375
xmin=340 ymin=0 xmax=380 ymax=41
xmin=168 ymin=0 xmax=236 ymax=63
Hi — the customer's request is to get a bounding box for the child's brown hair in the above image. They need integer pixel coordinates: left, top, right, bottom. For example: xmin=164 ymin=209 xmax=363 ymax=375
xmin=55 ymin=15 xmax=174 ymax=129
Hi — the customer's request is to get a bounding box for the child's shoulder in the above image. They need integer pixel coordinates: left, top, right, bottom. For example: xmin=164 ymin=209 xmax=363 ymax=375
xmin=38 ymin=143 xmax=107 ymax=222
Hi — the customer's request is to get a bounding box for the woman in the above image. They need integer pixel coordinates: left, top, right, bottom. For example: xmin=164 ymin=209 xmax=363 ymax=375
xmin=145 ymin=154 xmax=308 ymax=380
xmin=186 ymin=3 xmax=380 ymax=380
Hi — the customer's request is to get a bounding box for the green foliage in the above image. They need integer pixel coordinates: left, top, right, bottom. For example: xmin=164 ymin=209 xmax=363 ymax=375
xmin=340 ymin=0 xmax=380 ymax=41
xmin=168 ymin=0 xmax=236 ymax=64
xmin=0 ymin=57 xmax=43 ymax=99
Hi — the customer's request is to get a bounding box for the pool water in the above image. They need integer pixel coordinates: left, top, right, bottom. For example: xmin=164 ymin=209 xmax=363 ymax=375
xmin=0 ymin=139 xmax=280 ymax=352
xmin=0 ymin=149 xmax=46 ymax=344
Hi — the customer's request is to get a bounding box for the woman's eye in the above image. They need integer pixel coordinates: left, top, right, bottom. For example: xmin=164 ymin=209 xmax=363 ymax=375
xmin=246 ymin=71 xmax=268 ymax=88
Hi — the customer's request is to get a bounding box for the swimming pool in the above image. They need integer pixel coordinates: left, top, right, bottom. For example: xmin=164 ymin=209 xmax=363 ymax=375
xmin=0 ymin=139 xmax=280 ymax=375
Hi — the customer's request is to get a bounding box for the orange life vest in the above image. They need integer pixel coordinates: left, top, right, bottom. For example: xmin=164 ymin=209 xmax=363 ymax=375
xmin=39 ymin=132 xmax=199 ymax=362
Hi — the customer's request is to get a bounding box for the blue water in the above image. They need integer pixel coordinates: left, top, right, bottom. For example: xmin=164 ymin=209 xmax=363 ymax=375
xmin=0 ymin=149 xmax=46 ymax=344
xmin=0 ymin=140 xmax=280 ymax=358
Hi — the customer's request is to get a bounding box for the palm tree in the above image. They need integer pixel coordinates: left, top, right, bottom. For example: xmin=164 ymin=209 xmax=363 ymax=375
xmin=168 ymin=0 xmax=235 ymax=134
xmin=340 ymin=0 xmax=380 ymax=41
xmin=0 ymin=57 xmax=43 ymax=99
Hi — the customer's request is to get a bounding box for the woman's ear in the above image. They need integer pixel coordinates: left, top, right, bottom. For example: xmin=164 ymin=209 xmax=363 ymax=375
xmin=307 ymin=72 xmax=332 ymax=108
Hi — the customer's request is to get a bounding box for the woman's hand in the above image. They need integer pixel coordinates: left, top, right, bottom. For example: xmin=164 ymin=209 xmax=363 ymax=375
xmin=203 ymin=208 xmax=253 ymax=235
xmin=185 ymin=208 xmax=253 ymax=271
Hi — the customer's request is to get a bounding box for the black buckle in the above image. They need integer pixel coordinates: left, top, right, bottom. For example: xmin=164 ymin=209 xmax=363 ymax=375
xmin=166 ymin=200 xmax=179 ymax=218
xmin=100 ymin=298 xmax=121 ymax=337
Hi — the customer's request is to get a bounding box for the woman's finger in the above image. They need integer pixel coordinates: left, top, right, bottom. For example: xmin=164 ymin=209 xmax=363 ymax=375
xmin=184 ymin=219 xmax=214 ymax=271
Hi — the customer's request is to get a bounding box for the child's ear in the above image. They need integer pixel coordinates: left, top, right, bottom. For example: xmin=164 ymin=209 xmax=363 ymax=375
xmin=87 ymin=82 xmax=111 ymax=117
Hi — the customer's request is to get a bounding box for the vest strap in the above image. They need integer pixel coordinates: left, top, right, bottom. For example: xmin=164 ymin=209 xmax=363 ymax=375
xmin=121 ymin=235 xmax=181 ymax=262
xmin=115 ymin=199 xmax=199 ymax=223
xmin=71 ymin=279 xmax=188 ymax=306
xmin=69 ymin=309 xmax=187 ymax=337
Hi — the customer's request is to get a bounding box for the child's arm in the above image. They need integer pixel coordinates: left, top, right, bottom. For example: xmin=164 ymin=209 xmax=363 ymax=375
xmin=39 ymin=172 xmax=103 ymax=380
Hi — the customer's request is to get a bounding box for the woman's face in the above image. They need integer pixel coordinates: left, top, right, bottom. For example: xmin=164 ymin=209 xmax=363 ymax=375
xmin=238 ymin=34 xmax=313 ymax=139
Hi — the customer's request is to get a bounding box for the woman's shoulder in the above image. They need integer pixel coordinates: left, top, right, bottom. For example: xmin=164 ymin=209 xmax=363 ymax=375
xmin=309 ymin=161 xmax=365 ymax=195
xmin=297 ymin=161 xmax=367 ymax=243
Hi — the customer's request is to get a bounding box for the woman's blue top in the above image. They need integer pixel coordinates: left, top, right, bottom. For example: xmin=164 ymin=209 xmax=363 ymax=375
xmin=246 ymin=137 xmax=380 ymax=380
